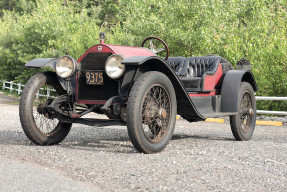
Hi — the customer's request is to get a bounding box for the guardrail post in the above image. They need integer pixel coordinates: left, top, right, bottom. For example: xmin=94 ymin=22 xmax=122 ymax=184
xmin=18 ymin=83 xmax=21 ymax=95
xmin=36 ymin=90 xmax=39 ymax=100
xmin=2 ymin=81 xmax=4 ymax=90
xmin=47 ymin=87 xmax=50 ymax=99
xmin=9 ymin=81 xmax=13 ymax=92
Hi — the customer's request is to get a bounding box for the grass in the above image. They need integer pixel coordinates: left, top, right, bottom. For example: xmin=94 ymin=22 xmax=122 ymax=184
xmin=0 ymin=90 xmax=20 ymax=105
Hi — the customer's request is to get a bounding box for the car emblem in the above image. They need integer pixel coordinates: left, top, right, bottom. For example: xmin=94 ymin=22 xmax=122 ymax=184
xmin=98 ymin=46 xmax=102 ymax=51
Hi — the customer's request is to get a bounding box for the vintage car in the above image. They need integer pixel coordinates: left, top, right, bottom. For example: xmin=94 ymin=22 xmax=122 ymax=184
xmin=19 ymin=33 xmax=257 ymax=154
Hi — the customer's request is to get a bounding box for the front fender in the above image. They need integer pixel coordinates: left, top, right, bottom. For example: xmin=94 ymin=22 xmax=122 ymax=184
xmin=25 ymin=57 xmax=77 ymax=94
xmin=121 ymin=56 xmax=204 ymax=120
xmin=25 ymin=56 xmax=78 ymax=71
xmin=221 ymin=70 xmax=257 ymax=112
xmin=25 ymin=58 xmax=57 ymax=70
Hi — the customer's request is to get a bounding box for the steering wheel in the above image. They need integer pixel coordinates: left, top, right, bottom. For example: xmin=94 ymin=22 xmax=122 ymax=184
xmin=141 ymin=36 xmax=169 ymax=60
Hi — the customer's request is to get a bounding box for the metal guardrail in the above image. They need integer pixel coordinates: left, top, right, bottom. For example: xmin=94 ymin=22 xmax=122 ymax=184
xmin=256 ymin=96 xmax=287 ymax=116
xmin=1 ymin=80 xmax=286 ymax=115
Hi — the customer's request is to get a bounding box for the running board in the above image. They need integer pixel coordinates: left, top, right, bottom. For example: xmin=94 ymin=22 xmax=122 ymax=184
xmin=202 ymin=112 xmax=237 ymax=118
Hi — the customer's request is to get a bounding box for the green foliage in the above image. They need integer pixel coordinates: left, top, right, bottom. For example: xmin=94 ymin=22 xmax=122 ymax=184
xmin=0 ymin=0 xmax=36 ymax=16
xmin=98 ymin=0 xmax=120 ymax=27
xmin=0 ymin=0 xmax=286 ymax=111
xmin=108 ymin=0 xmax=287 ymax=111
xmin=0 ymin=0 xmax=100 ymax=82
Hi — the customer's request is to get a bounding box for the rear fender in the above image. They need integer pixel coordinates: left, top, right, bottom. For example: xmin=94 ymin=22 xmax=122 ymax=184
xmin=121 ymin=56 xmax=204 ymax=120
xmin=221 ymin=70 xmax=257 ymax=112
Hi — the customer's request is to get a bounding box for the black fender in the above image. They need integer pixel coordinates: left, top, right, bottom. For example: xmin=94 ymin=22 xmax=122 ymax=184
xmin=121 ymin=56 xmax=204 ymax=120
xmin=221 ymin=70 xmax=257 ymax=112
xmin=25 ymin=57 xmax=77 ymax=93
xmin=25 ymin=58 xmax=57 ymax=70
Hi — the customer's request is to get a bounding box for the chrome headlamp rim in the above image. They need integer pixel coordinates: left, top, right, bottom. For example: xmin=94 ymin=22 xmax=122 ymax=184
xmin=55 ymin=55 xmax=76 ymax=79
xmin=105 ymin=54 xmax=125 ymax=79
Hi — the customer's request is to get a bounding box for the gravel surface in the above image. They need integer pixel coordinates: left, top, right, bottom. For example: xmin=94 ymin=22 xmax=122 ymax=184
xmin=0 ymin=155 xmax=97 ymax=192
xmin=0 ymin=101 xmax=286 ymax=191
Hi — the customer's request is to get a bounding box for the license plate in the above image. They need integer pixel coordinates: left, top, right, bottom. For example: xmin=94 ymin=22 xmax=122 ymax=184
xmin=86 ymin=71 xmax=104 ymax=85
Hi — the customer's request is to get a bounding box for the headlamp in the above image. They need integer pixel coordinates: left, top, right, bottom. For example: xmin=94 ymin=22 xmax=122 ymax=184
xmin=55 ymin=56 xmax=76 ymax=79
xmin=105 ymin=55 xmax=125 ymax=79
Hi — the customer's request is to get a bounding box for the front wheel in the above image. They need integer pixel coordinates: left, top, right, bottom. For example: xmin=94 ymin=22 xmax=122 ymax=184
xmin=126 ymin=72 xmax=177 ymax=153
xmin=19 ymin=72 xmax=72 ymax=145
xmin=230 ymin=82 xmax=256 ymax=141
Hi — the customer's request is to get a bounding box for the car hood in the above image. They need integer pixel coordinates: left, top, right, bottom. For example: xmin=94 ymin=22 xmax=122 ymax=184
xmin=77 ymin=44 xmax=155 ymax=63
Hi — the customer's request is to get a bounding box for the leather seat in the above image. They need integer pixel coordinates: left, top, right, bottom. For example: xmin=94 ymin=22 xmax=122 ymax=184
xmin=166 ymin=56 xmax=232 ymax=91
xmin=166 ymin=57 xmax=186 ymax=76
xmin=184 ymin=56 xmax=221 ymax=77
xmin=180 ymin=56 xmax=222 ymax=91
xmin=167 ymin=56 xmax=223 ymax=77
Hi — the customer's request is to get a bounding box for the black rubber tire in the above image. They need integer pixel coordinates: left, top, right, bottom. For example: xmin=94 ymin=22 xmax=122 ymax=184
xmin=230 ymin=82 xmax=256 ymax=141
xmin=126 ymin=71 xmax=177 ymax=153
xmin=19 ymin=72 xmax=72 ymax=145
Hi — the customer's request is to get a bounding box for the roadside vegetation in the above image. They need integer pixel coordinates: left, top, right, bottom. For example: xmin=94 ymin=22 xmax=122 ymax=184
xmin=0 ymin=0 xmax=286 ymax=111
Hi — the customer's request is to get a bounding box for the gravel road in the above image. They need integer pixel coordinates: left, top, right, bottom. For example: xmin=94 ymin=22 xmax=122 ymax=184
xmin=0 ymin=93 xmax=19 ymax=104
xmin=0 ymin=99 xmax=286 ymax=191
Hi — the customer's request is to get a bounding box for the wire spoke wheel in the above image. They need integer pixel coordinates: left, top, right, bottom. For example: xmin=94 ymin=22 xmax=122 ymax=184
xmin=127 ymin=72 xmax=177 ymax=153
xmin=239 ymin=91 xmax=254 ymax=133
xmin=33 ymin=84 xmax=60 ymax=135
xmin=19 ymin=72 xmax=72 ymax=145
xmin=230 ymin=82 xmax=256 ymax=141
xmin=141 ymin=84 xmax=171 ymax=144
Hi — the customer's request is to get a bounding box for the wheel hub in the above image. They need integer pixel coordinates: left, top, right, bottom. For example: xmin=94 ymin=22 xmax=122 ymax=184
xmin=249 ymin=108 xmax=254 ymax=116
xmin=37 ymin=104 xmax=46 ymax=115
xmin=158 ymin=108 xmax=167 ymax=119
xmin=36 ymin=99 xmax=54 ymax=119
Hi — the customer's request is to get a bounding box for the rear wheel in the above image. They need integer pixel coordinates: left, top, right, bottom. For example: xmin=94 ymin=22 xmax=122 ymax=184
xmin=19 ymin=72 xmax=72 ymax=145
xmin=127 ymin=72 xmax=177 ymax=153
xmin=230 ymin=82 xmax=256 ymax=141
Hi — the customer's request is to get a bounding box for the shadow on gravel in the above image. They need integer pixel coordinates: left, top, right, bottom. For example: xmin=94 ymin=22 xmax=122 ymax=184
xmin=0 ymin=129 xmax=136 ymax=153
xmin=58 ymin=127 xmax=137 ymax=154
xmin=1 ymin=126 xmax=234 ymax=153
xmin=172 ymin=134 xmax=234 ymax=141
xmin=61 ymin=133 xmax=235 ymax=154
xmin=59 ymin=141 xmax=136 ymax=154
xmin=0 ymin=130 xmax=30 ymax=145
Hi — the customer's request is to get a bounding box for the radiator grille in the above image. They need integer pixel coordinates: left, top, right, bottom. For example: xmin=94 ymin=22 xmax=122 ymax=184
xmin=80 ymin=53 xmax=112 ymax=70
xmin=77 ymin=53 xmax=119 ymax=101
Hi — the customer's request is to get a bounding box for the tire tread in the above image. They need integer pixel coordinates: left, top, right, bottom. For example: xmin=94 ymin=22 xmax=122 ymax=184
xmin=230 ymin=82 xmax=256 ymax=141
xmin=126 ymin=71 xmax=176 ymax=153
xmin=19 ymin=72 xmax=71 ymax=145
